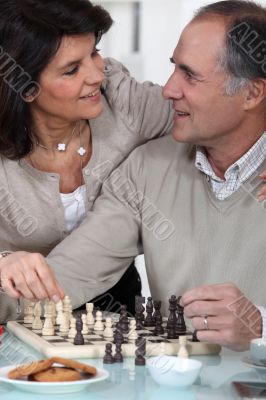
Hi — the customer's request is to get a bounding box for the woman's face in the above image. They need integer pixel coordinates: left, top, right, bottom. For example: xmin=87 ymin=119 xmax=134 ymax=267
xmin=30 ymin=33 xmax=105 ymax=124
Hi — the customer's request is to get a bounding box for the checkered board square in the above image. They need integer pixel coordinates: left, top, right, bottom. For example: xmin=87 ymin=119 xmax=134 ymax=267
xmin=7 ymin=318 xmax=221 ymax=359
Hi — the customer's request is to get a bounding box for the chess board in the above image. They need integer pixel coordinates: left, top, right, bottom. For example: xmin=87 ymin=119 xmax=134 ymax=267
xmin=7 ymin=318 xmax=221 ymax=359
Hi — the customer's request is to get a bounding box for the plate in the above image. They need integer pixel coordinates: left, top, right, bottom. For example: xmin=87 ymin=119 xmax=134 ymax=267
xmin=0 ymin=365 xmax=109 ymax=394
xmin=242 ymin=356 xmax=266 ymax=370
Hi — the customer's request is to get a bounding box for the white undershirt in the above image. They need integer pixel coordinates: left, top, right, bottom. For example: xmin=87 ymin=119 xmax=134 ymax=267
xmin=60 ymin=185 xmax=87 ymax=232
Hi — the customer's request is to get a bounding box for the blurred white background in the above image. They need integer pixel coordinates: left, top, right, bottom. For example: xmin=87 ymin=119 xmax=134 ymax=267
xmin=97 ymin=0 xmax=266 ymax=85
xmin=96 ymin=0 xmax=266 ymax=298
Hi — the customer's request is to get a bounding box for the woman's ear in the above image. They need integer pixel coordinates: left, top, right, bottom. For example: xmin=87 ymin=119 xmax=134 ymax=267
xmin=22 ymin=82 xmax=41 ymax=102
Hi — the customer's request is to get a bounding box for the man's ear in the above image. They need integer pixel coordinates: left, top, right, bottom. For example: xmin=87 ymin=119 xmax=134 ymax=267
xmin=243 ymin=79 xmax=266 ymax=110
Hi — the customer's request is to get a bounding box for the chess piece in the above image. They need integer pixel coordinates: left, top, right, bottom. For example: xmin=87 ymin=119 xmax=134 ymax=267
xmin=63 ymin=296 xmax=73 ymax=324
xmin=135 ymin=337 xmax=146 ymax=366
xmin=94 ymin=311 xmax=104 ymax=331
xmin=114 ymin=324 xmax=124 ymax=344
xmin=23 ymin=301 xmax=35 ymax=324
xmin=144 ymin=297 xmax=154 ymax=327
xmin=68 ymin=317 xmax=77 ymax=338
xmin=103 ymin=343 xmax=114 ymax=364
xmin=154 ymin=313 xmax=164 ymax=335
xmin=119 ymin=305 xmax=129 ymax=334
xmin=167 ymin=295 xmax=178 ymax=339
xmin=59 ymin=312 xmax=69 ymax=333
xmin=74 ymin=314 xmax=84 ymax=345
xmin=49 ymin=300 xmax=57 ymax=325
xmin=86 ymin=302 xmax=95 ymax=325
xmin=55 ymin=300 xmax=64 ymax=325
xmin=135 ymin=307 xmax=143 ymax=330
xmin=103 ymin=317 xmax=114 ymax=339
xmin=176 ymin=296 xmax=186 ymax=335
xmin=114 ymin=339 xmax=123 ymax=363
xmin=135 ymin=296 xmax=145 ymax=329
xmin=153 ymin=300 xmax=162 ymax=324
xmin=128 ymin=319 xmax=138 ymax=341
xmin=192 ymin=330 xmax=200 ymax=342
xmin=42 ymin=314 xmax=54 ymax=336
xmin=178 ymin=336 xmax=189 ymax=358
xmin=81 ymin=314 xmax=89 ymax=334
xmin=32 ymin=302 xmax=43 ymax=330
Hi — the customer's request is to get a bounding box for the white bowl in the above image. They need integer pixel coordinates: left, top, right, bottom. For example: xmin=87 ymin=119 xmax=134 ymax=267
xmin=250 ymin=338 xmax=266 ymax=365
xmin=147 ymin=356 xmax=202 ymax=387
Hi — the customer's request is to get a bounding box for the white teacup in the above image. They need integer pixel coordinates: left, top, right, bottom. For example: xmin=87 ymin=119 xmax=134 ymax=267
xmin=250 ymin=338 xmax=266 ymax=365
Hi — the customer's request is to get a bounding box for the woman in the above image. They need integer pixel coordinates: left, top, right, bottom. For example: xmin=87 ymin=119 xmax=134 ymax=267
xmin=0 ymin=0 xmax=265 ymax=323
xmin=0 ymin=0 xmax=175 ymax=320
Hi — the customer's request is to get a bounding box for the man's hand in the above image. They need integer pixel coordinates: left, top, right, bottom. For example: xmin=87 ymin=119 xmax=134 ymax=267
xmin=180 ymin=282 xmax=262 ymax=351
xmin=0 ymin=251 xmax=65 ymax=302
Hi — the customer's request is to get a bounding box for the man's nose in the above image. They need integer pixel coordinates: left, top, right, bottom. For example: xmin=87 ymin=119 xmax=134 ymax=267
xmin=163 ymin=73 xmax=183 ymax=100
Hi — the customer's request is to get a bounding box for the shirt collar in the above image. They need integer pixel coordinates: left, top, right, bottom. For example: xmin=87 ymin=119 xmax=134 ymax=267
xmin=195 ymin=131 xmax=266 ymax=182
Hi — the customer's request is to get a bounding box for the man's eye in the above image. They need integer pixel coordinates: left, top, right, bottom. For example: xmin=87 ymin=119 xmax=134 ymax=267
xmin=64 ymin=66 xmax=79 ymax=76
xmin=185 ymin=71 xmax=195 ymax=80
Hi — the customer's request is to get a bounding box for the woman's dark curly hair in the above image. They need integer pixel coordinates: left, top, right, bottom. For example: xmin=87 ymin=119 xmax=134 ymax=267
xmin=0 ymin=0 xmax=113 ymax=160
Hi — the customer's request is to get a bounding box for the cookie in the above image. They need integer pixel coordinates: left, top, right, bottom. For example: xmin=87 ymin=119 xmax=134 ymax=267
xmin=51 ymin=357 xmax=97 ymax=376
xmin=8 ymin=359 xmax=54 ymax=380
xmin=30 ymin=367 xmax=81 ymax=382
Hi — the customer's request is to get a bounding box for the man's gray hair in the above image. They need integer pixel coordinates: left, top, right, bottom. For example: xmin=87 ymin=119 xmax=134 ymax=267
xmin=193 ymin=0 xmax=266 ymax=96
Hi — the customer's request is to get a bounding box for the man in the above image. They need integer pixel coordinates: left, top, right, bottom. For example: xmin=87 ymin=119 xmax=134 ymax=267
xmin=1 ymin=0 xmax=266 ymax=350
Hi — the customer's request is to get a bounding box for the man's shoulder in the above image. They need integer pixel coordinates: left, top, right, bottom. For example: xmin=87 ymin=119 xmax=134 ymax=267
xmin=128 ymin=135 xmax=194 ymax=166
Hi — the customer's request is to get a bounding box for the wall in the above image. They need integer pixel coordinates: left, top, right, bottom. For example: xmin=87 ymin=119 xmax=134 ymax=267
xmin=98 ymin=0 xmax=266 ymax=84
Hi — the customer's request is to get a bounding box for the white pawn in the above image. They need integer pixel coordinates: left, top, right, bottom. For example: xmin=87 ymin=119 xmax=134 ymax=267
xmin=82 ymin=314 xmax=89 ymax=334
xmin=56 ymin=300 xmax=64 ymax=325
xmin=32 ymin=302 xmax=43 ymax=330
xmin=59 ymin=312 xmax=70 ymax=333
xmin=128 ymin=319 xmax=138 ymax=341
xmin=178 ymin=336 xmax=189 ymax=358
xmin=68 ymin=317 xmax=77 ymax=338
xmin=23 ymin=300 xmax=35 ymax=324
xmin=49 ymin=301 xmax=57 ymax=325
xmin=103 ymin=317 xmax=114 ymax=339
xmin=86 ymin=303 xmax=94 ymax=325
xmin=42 ymin=315 xmax=54 ymax=336
xmin=94 ymin=311 xmax=104 ymax=331
xmin=63 ymin=295 xmax=72 ymax=320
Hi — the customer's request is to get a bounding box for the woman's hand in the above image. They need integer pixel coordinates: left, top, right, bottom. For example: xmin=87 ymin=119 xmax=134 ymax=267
xmin=0 ymin=251 xmax=65 ymax=302
xmin=257 ymin=172 xmax=266 ymax=202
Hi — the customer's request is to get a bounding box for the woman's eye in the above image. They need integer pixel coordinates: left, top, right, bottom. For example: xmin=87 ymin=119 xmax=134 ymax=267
xmin=92 ymin=47 xmax=101 ymax=57
xmin=64 ymin=66 xmax=79 ymax=76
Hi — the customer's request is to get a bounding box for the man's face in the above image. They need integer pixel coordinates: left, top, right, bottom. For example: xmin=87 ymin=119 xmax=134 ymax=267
xmin=163 ymin=19 xmax=247 ymax=147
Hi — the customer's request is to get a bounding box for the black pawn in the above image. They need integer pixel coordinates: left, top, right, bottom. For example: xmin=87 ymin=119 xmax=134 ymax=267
xmin=153 ymin=300 xmax=162 ymax=324
xmin=135 ymin=296 xmax=145 ymax=322
xmin=176 ymin=296 xmax=186 ymax=335
xmin=114 ymin=339 xmax=123 ymax=363
xmin=144 ymin=297 xmax=154 ymax=327
xmin=154 ymin=313 xmax=164 ymax=336
xmin=192 ymin=330 xmax=200 ymax=342
xmin=167 ymin=295 xmax=178 ymax=339
xmin=74 ymin=313 xmax=84 ymax=345
xmin=120 ymin=305 xmax=129 ymax=334
xmin=114 ymin=324 xmax=124 ymax=344
xmin=103 ymin=343 xmax=115 ymax=364
xmin=135 ymin=337 xmax=146 ymax=366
